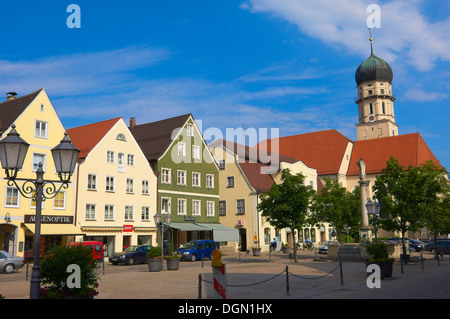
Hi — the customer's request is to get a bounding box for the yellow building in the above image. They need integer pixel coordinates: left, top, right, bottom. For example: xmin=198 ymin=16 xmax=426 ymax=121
xmin=67 ymin=117 xmax=158 ymax=256
xmin=0 ymin=89 xmax=82 ymax=258
xmin=210 ymin=140 xmax=329 ymax=252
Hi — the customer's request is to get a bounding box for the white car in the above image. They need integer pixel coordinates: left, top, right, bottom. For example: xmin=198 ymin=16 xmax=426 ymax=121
xmin=0 ymin=250 xmax=24 ymax=273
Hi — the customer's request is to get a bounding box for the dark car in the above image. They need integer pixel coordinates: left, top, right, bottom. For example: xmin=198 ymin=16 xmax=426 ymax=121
xmin=109 ymin=245 xmax=151 ymax=265
xmin=176 ymin=240 xmax=217 ymax=261
xmin=387 ymin=237 xmax=425 ymax=252
xmin=425 ymin=239 xmax=450 ymax=255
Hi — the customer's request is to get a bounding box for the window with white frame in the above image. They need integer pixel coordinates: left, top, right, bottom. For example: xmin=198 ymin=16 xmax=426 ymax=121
xmin=206 ymin=174 xmax=214 ymax=188
xmin=218 ymin=160 xmax=225 ymax=170
xmin=207 ymin=201 xmax=215 ymax=217
xmin=53 ymin=191 xmax=65 ymax=209
xmin=118 ymin=153 xmax=125 ymax=166
xmin=186 ymin=123 xmax=193 ymax=137
xmin=104 ymin=205 xmax=114 ymax=221
xmin=161 ymin=168 xmax=171 ymax=184
xmin=142 ymin=180 xmax=149 ymax=195
xmin=125 ymin=205 xmax=134 ymax=220
xmin=85 ymin=204 xmax=96 ymax=220
xmin=178 ymin=142 xmax=186 ymax=156
xmin=126 ymin=178 xmax=134 ymax=194
xmin=87 ymin=174 xmax=97 ymax=190
xmin=236 ymin=199 xmax=245 ymax=214
xmin=106 ymin=176 xmax=115 ymax=192
xmin=227 ymin=176 xmax=235 ymax=188
xmin=5 ymin=188 xmax=19 ymax=207
xmin=161 ymin=197 xmax=171 ymax=214
xmin=177 ymin=170 xmax=186 ymax=186
xmin=127 ymin=154 xmax=135 ymax=166
xmin=178 ymin=198 xmax=186 ymax=215
xmin=192 ymin=200 xmax=201 ymax=216
xmin=35 ymin=120 xmax=47 ymax=138
xmin=32 ymin=154 xmax=45 ymax=172
xmin=192 ymin=145 xmax=200 ymax=159
xmin=107 ymin=151 xmax=115 ymax=163
xmin=192 ymin=172 xmax=200 ymax=187
xmin=141 ymin=206 xmax=150 ymax=220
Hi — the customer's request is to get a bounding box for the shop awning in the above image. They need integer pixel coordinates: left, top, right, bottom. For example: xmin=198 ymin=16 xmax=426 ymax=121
xmin=24 ymin=223 xmax=84 ymax=236
xmin=170 ymin=222 xmax=209 ymax=231
xmin=195 ymin=223 xmax=239 ymax=242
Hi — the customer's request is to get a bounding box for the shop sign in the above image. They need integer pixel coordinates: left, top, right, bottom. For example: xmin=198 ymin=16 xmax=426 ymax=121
xmin=123 ymin=225 xmax=134 ymax=232
xmin=24 ymin=215 xmax=73 ymax=224
xmin=184 ymin=216 xmax=196 ymax=221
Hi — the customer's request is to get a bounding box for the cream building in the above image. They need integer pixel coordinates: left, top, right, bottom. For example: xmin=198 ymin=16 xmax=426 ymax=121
xmin=0 ymin=89 xmax=82 ymax=258
xmin=210 ymin=140 xmax=329 ymax=252
xmin=67 ymin=117 xmax=158 ymax=256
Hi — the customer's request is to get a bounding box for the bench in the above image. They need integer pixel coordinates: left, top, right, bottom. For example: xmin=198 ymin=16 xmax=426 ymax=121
xmin=338 ymin=247 xmax=362 ymax=261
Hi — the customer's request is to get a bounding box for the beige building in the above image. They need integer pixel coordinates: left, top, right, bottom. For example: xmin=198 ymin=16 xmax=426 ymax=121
xmin=67 ymin=117 xmax=158 ymax=255
xmin=210 ymin=140 xmax=330 ymax=252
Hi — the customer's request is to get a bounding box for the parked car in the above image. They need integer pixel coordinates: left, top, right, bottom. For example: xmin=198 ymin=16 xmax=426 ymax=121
xmin=109 ymin=245 xmax=151 ymax=265
xmin=0 ymin=251 xmax=24 ymax=274
xmin=387 ymin=237 xmax=425 ymax=252
xmin=425 ymin=239 xmax=450 ymax=255
xmin=318 ymin=241 xmax=338 ymax=254
xmin=177 ymin=240 xmax=217 ymax=261
xmin=68 ymin=241 xmax=104 ymax=266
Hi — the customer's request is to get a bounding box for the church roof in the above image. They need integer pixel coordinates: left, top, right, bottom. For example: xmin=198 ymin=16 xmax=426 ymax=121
xmin=355 ymin=44 xmax=393 ymax=85
xmin=347 ymin=133 xmax=443 ymax=176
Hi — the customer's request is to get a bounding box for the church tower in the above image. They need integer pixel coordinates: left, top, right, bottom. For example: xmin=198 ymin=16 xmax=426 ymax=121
xmin=355 ymin=34 xmax=398 ymax=140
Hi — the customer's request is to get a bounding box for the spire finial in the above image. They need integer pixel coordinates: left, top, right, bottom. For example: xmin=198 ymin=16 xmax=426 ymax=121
xmin=368 ymin=28 xmax=373 ymax=54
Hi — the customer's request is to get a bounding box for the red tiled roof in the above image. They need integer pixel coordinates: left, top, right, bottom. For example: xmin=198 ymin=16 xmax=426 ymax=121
xmin=257 ymin=130 xmax=352 ymax=175
xmin=238 ymin=162 xmax=275 ymax=193
xmin=347 ymin=133 xmax=443 ymax=176
xmin=67 ymin=118 xmax=122 ymax=160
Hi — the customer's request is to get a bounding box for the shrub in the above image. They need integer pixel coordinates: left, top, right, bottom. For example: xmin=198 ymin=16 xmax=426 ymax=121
xmin=147 ymin=246 xmax=162 ymax=259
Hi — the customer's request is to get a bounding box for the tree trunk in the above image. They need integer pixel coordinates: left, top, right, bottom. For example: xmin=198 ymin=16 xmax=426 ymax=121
xmin=401 ymin=232 xmax=408 ymax=265
xmin=293 ymin=231 xmax=298 ymax=262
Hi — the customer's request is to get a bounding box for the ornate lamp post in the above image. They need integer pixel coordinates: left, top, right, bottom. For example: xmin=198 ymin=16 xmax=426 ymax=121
xmin=153 ymin=212 xmax=172 ymax=259
xmin=0 ymin=125 xmax=80 ymax=299
xmin=366 ymin=199 xmax=381 ymax=243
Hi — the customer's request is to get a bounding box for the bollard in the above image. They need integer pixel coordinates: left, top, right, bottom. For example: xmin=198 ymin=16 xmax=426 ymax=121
xmin=400 ymin=259 xmax=404 ymax=273
xmin=285 ymin=266 xmax=290 ymax=296
xmin=198 ymin=274 xmax=202 ymax=299
xmin=339 ymin=261 xmax=344 ymax=285
xmin=421 ymin=254 xmax=424 ymax=270
xmin=213 ymin=264 xmax=227 ymax=299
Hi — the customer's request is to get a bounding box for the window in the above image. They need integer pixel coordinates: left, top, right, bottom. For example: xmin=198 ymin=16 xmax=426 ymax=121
xmin=116 ymin=133 xmax=126 ymax=141
xmin=5 ymin=188 xmax=19 ymax=207
xmin=106 ymin=176 xmax=115 ymax=192
xmin=142 ymin=180 xmax=149 ymax=195
xmin=236 ymin=199 xmax=245 ymax=214
xmin=382 ymin=102 xmax=386 ymax=114
xmin=141 ymin=206 xmax=150 ymax=220
xmin=118 ymin=153 xmax=125 ymax=165
xmin=161 ymin=168 xmax=171 ymax=184
xmin=192 ymin=145 xmax=200 ymax=159
xmin=125 ymin=206 xmax=134 ymax=220
xmin=161 ymin=197 xmax=171 ymax=214
xmin=104 ymin=205 xmax=114 ymax=221
xmin=35 ymin=120 xmax=47 ymax=138
xmin=40 ymin=104 xmax=45 ymax=112
xmin=126 ymin=178 xmax=134 ymax=193
xmin=192 ymin=172 xmax=200 ymax=187
xmin=264 ymin=227 xmax=271 ymax=244
xmin=178 ymin=199 xmax=186 ymax=215
xmin=219 ymin=201 xmax=226 ymax=216
xmin=186 ymin=124 xmax=193 ymax=137
xmin=368 ymin=90 xmax=373 ymax=95
xmin=177 ymin=170 xmax=186 ymax=186
xmin=218 ymin=160 xmax=225 ymax=170
xmin=127 ymin=154 xmax=135 ymax=166
xmin=369 ymin=103 xmax=373 ymax=114
xmin=87 ymin=174 xmax=97 ymax=190
xmin=206 ymin=174 xmax=214 ymax=188
xmin=53 ymin=192 xmax=65 ymax=209
xmin=192 ymin=200 xmax=201 ymax=216
xmin=380 ymin=89 xmax=385 ymax=94
xmin=207 ymin=201 xmax=215 ymax=217
xmin=85 ymin=204 xmax=96 ymax=220
xmin=107 ymin=151 xmax=115 ymax=163
xmin=178 ymin=142 xmax=186 ymax=156
xmin=227 ymin=176 xmax=234 ymax=188
xmin=32 ymin=154 xmax=45 ymax=172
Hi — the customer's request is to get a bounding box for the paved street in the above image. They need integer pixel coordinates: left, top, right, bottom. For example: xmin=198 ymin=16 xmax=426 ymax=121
xmin=1 ymin=250 xmax=449 ymax=300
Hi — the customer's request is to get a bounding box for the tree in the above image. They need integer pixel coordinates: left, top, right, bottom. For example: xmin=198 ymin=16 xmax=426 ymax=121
xmin=257 ymin=169 xmax=315 ymax=262
xmin=310 ymin=177 xmax=361 ymax=243
xmin=373 ymin=156 xmax=433 ymax=263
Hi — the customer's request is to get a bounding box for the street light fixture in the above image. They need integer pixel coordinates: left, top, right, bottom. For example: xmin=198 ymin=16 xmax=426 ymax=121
xmin=153 ymin=212 xmax=172 ymax=260
xmin=0 ymin=125 xmax=80 ymax=299
xmin=366 ymin=199 xmax=381 ymax=243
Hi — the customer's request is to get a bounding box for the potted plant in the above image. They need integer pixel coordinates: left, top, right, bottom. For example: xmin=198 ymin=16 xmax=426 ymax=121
xmin=147 ymin=246 xmax=163 ymax=272
xmin=40 ymin=244 xmax=100 ymax=299
xmin=364 ymin=242 xmax=394 ymax=279
xmin=252 ymin=247 xmax=261 ymax=256
xmin=282 ymin=243 xmax=290 ymax=253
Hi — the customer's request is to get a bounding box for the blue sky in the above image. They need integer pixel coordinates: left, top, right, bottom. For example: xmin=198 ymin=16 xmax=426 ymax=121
xmin=0 ymin=0 xmax=449 ymax=169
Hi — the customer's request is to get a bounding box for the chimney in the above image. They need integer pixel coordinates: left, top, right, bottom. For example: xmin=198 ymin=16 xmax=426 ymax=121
xmin=6 ymin=92 xmax=17 ymax=101
xmin=129 ymin=117 xmax=136 ymax=130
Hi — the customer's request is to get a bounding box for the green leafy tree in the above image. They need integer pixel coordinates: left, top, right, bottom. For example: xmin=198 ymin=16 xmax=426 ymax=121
xmin=257 ymin=169 xmax=316 ymax=262
xmin=310 ymin=177 xmax=361 ymax=243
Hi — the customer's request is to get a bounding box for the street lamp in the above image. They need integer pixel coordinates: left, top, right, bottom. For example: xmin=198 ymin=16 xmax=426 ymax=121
xmin=0 ymin=125 xmax=80 ymax=299
xmin=366 ymin=199 xmax=381 ymax=243
xmin=153 ymin=212 xmax=172 ymax=259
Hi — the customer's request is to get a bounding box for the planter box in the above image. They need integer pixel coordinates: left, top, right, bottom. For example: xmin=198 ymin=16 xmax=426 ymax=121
xmin=252 ymin=248 xmax=261 ymax=256
xmin=282 ymin=246 xmax=290 ymax=253
xmin=365 ymin=260 xmax=394 ymax=279
xmin=166 ymin=258 xmax=180 ymax=270
xmin=148 ymin=259 xmax=163 ymax=272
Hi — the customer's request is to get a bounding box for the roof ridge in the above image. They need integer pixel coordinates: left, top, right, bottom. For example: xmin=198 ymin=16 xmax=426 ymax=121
xmin=66 ymin=117 xmax=122 ymax=131
xmin=133 ymin=113 xmax=192 ymax=128
xmin=0 ymin=88 xmax=44 ymax=106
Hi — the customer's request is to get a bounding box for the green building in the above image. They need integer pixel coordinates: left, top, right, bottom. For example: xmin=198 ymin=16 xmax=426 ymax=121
xmin=130 ymin=114 xmax=237 ymax=249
